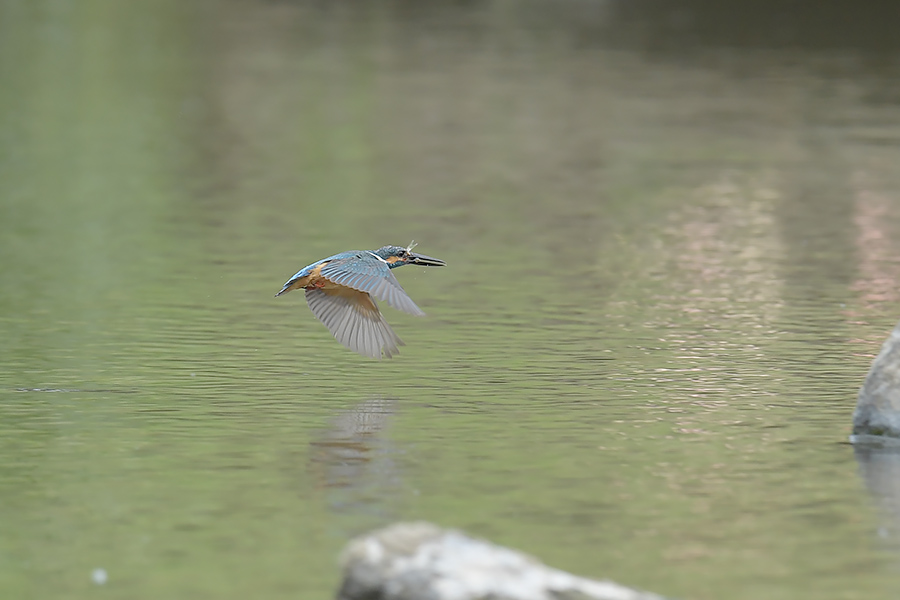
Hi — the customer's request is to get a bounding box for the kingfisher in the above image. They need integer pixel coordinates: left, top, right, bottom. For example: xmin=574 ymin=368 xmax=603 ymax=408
xmin=276 ymin=243 xmax=445 ymax=359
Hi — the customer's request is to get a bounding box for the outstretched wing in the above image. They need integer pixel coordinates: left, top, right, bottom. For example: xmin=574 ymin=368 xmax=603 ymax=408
xmin=319 ymin=252 xmax=425 ymax=316
xmin=305 ymin=288 xmax=404 ymax=359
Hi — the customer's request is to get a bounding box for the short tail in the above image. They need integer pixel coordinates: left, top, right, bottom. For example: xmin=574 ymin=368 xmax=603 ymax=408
xmin=275 ymin=280 xmax=301 ymax=297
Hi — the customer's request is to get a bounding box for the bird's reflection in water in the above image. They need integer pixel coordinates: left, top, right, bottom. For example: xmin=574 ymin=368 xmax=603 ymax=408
xmin=309 ymin=397 xmax=404 ymax=526
xmin=854 ymin=444 xmax=900 ymax=550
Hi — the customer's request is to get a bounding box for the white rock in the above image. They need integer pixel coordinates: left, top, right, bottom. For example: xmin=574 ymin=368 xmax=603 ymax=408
xmin=337 ymin=522 xmax=667 ymax=600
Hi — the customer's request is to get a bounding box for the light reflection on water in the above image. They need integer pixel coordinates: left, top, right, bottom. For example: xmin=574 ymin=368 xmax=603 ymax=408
xmin=3 ymin=1 xmax=900 ymax=599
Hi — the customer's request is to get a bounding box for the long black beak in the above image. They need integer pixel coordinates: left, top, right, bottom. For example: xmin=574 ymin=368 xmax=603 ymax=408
xmin=408 ymin=252 xmax=446 ymax=267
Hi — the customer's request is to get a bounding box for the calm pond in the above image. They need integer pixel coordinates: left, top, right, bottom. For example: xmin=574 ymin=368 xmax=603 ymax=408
xmin=3 ymin=2 xmax=900 ymax=599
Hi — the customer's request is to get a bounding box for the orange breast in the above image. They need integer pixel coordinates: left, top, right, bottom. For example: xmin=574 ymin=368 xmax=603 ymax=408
xmin=288 ymin=263 xmax=329 ymax=290
xmin=306 ymin=264 xmax=345 ymax=291
xmin=299 ymin=264 xmax=379 ymax=316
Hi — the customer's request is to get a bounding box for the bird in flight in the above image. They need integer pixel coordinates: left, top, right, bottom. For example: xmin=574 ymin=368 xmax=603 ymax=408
xmin=276 ymin=243 xmax=445 ymax=359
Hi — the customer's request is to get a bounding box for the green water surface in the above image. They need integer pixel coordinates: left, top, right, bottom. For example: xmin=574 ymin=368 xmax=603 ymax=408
xmin=2 ymin=2 xmax=900 ymax=599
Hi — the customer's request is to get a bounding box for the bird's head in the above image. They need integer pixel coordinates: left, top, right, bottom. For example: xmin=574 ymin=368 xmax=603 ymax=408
xmin=374 ymin=242 xmax=446 ymax=269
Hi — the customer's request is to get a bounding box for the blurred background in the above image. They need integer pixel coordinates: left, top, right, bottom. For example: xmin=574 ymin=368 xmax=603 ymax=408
xmin=3 ymin=1 xmax=900 ymax=598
